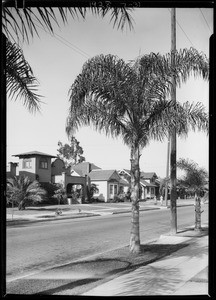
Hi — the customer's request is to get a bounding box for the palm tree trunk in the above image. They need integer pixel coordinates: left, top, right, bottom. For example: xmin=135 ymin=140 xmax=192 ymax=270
xmin=129 ymin=144 xmax=141 ymax=253
xmin=194 ymin=193 xmax=202 ymax=231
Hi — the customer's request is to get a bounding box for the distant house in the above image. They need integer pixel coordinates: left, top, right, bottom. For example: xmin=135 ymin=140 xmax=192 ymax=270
xmin=8 ymin=151 xmax=89 ymax=203
xmin=118 ymin=169 xmax=160 ymax=199
xmin=12 ymin=151 xmax=57 ymax=182
xmin=89 ymin=169 xmax=129 ymax=202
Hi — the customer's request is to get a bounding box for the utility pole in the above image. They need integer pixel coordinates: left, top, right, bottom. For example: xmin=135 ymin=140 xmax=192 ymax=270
xmin=164 ymin=138 xmax=170 ymax=206
xmin=170 ymin=8 xmax=177 ymax=234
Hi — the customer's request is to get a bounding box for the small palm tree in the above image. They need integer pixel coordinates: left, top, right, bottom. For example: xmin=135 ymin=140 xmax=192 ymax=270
xmin=177 ymin=158 xmax=208 ymax=231
xmin=53 ymin=183 xmax=67 ymax=205
xmin=66 ymin=51 xmax=208 ymax=253
xmin=7 ymin=176 xmax=47 ymax=210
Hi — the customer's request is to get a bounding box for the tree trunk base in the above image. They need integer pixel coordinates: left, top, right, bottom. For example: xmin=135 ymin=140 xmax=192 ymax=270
xmin=194 ymin=227 xmax=202 ymax=232
xmin=129 ymin=242 xmax=141 ymax=254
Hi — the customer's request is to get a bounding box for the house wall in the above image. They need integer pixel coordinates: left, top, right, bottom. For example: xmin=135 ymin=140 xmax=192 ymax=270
xmin=51 ymin=158 xmax=66 ymax=176
xmin=18 ymin=157 xmax=37 ymax=181
xmin=35 ymin=157 xmax=52 ymax=183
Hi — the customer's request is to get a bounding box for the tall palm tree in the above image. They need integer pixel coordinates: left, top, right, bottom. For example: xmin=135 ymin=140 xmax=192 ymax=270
xmin=66 ymin=51 xmax=209 ymax=253
xmin=6 ymin=175 xmax=47 ymax=210
xmin=177 ymin=158 xmax=208 ymax=231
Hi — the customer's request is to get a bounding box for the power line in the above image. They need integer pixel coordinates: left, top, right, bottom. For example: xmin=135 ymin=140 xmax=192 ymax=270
xmin=167 ymin=8 xmax=195 ymax=47
xmin=199 ymin=8 xmax=212 ymax=34
xmin=30 ymin=15 xmax=91 ymax=59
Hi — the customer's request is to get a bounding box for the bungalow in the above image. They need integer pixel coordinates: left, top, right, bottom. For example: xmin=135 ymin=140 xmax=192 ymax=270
xmin=118 ymin=169 xmax=160 ymax=200
xmin=88 ymin=169 xmax=129 ymax=202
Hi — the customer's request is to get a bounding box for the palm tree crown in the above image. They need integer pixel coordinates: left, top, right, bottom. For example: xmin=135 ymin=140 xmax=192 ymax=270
xmin=7 ymin=175 xmax=47 ymax=209
xmin=177 ymin=158 xmax=208 ymax=196
xmin=66 ymin=51 xmax=208 ymax=146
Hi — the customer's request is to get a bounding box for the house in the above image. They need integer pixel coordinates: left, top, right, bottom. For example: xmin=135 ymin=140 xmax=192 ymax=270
xmin=118 ymin=169 xmax=160 ymax=199
xmin=88 ymin=169 xmax=129 ymax=202
xmin=8 ymin=151 xmax=89 ymax=203
xmin=12 ymin=151 xmax=57 ymax=182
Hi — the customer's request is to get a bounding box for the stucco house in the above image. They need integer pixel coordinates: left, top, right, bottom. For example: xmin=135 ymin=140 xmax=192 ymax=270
xmin=7 ymin=151 xmax=89 ymax=202
xmin=118 ymin=169 xmax=160 ymax=199
xmin=88 ymin=169 xmax=129 ymax=202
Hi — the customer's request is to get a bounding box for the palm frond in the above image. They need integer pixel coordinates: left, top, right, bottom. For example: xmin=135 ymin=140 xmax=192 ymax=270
xmin=2 ymin=7 xmax=134 ymax=44
xmin=67 ymin=52 xmax=209 ymax=150
xmin=177 ymin=158 xmax=208 ymax=192
xmin=6 ymin=36 xmax=42 ymax=113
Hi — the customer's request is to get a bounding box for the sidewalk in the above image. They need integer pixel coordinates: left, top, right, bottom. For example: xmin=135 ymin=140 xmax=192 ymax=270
xmin=6 ymin=199 xmax=197 ymax=225
xmin=83 ymin=225 xmax=209 ymax=296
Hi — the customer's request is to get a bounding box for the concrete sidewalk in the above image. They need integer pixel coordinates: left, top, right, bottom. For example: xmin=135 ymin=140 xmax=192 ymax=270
xmin=83 ymin=225 xmax=209 ymax=296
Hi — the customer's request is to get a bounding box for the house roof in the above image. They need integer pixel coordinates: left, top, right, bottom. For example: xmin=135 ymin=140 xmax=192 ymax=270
xmin=140 ymin=172 xmax=158 ymax=179
xmin=119 ymin=178 xmax=130 ymax=186
xmin=72 ymin=162 xmax=101 ymax=176
xmin=13 ymin=151 xmax=57 ymax=158
xmin=140 ymin=179 xmax=157 ymax=187
xmin=89 ymin=169 xmax=119 ymax=181
xmin=119 ymin=169 xmax=158 ymax=180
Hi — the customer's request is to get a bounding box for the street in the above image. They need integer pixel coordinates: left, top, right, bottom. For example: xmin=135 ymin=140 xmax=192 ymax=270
xmin=6 ymin=205 xmax=208 ymax=284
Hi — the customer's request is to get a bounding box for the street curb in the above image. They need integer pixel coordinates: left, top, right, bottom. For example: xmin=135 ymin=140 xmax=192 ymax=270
xmin=6 ymin=203 xmax=197 ymax=227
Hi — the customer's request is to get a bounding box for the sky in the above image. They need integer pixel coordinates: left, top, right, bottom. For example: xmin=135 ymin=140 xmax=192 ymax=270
xmin=6 ymin=7 xmax=213 ymax=178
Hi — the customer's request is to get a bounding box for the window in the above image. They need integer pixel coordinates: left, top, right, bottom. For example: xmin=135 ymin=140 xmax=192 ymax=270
xmin=110 ymin=185 xmax=113 ymax=194
xmin=151 ymin=188 xmax=154 ymax=194
xmin=40 ymin=158 xmax=48 ymax=169
xmin=109 ymin=184 xmax=118 ymax=195
xmin=23 ymin=158 xmax=32 ymax=169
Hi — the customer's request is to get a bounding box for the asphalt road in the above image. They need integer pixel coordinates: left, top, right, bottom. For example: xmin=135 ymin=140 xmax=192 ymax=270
xmin=6 ymin=205 xmax=208 ymax=285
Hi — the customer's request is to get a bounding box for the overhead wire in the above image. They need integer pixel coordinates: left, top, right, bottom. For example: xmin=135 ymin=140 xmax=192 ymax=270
xmin=199 ymin=8 xmax=212 ymax=34
xmin=30 ymin=15 xmax=91 ymax=59
xmin=167 ymin=8 xmax=195 ymax=47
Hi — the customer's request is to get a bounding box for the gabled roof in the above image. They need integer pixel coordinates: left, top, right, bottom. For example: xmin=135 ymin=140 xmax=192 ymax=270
xmin=89 ymin=169 xmax=119 ymax=181
xmin=140 ymin=179 xmax=157 ymax=187
xmin=119 ymin=178 xmax=130 ymax=186
xmin=140 ymin=172 xmax=158 ymax=179
xmin=119 ymin=169 xmax=158 ymax=180
xmin=72 ymin=162 xmax=101 ymax=176
xmin=13 ymin=151 xmax=57 ymax=158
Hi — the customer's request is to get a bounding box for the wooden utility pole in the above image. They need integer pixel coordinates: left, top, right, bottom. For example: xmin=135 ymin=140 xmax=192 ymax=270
xmin=164 ymin=138 xmax=170 ymax=206
xmin=170 ymin=8 xmax=177 ymax=234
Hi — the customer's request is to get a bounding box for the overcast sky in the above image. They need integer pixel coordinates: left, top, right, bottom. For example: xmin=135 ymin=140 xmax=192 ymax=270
xmin=6 ymin=7 xmax=213 ymax=178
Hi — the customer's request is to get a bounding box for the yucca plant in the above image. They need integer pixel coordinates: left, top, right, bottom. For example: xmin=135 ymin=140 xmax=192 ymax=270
xmin=66 ymin=50 xmax=208 ymax=253
xmin=7 ymin=175 xmax=47 ymax=210
xmin=177 ymin=158 xmax=208 ymax=231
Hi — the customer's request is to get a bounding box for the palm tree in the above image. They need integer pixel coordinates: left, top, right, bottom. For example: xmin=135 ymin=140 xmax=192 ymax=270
xmin=6 ymin=175 xmax=47 ymax=210
xmin=2 ymin=6 xmax=134 ymax=44
xmin=177 ymin=158 xmax=208 ymax=231
xmin=2 ymin=6 xmax=134 ymax=112
xmin=5 ymin=35 xmax=42 ymax=113
xmin=66 ymin=51 xmax=208 ymax=253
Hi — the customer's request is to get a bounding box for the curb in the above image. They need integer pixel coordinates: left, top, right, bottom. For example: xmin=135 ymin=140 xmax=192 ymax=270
xmin=6 ymin=203 xmax=197 ymax=227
